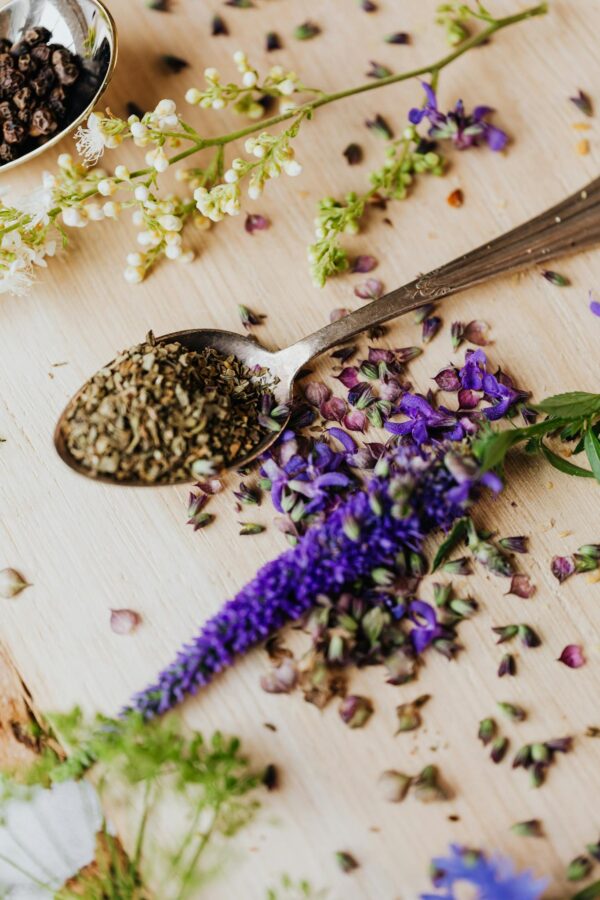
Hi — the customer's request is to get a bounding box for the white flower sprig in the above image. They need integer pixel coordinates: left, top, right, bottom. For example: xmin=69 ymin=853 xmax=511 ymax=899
xmin=0 ymin=4 xmax=548 ymax=297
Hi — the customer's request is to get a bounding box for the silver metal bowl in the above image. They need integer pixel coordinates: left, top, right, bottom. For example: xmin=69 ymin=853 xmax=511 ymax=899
xmin=0 ymin=0 xmax=117 ymax=172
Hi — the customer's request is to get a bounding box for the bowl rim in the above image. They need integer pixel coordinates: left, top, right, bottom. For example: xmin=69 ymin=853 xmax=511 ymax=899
xmin=0 ymin=0 xmax=118 ymax=174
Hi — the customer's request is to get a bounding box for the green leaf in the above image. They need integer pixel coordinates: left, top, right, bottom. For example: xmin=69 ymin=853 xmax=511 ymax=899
xmin=540 ymin=442 xmax=595 ymax=479
xmin=584 ymin=427 xmax=600 ymax=483
xmin=535 ymin=392 xmax=600 ymax=419
xmin=473 ymin=428 xmax=525 ymax=471
xmin=432 ymin=517 xmax=468 ymax=571
xmin=572 ymin=881 xmax=600 ymax=900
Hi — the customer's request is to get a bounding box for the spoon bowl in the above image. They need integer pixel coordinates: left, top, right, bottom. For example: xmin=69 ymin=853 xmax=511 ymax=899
xmin=0 ymin=0 xmax=117 ymax=173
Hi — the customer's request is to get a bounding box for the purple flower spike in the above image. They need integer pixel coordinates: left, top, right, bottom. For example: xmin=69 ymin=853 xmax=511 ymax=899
xmin=422 ymin=844 xmax=548 ymax=900
xmin=409 ymin=82 xmax=509 ymax=152
xmin=551 ymin=555 xmax=576 ymax=583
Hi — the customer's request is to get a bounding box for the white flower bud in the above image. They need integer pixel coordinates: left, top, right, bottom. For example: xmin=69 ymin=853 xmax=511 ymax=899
xmin=279 ymin=100 xmax=297 ymax=114
xmin=132 ymin=209 xmax=145 ymax=227
xmin=157 ymin=214 xmax=183 ymax=232
xmin=283 ymin=159 xmax=302 ymax=177
xmin=212 ymin=97 xmax=225 ymax=110
xmin=278 ymin=79 xmax=296 ymax=96
xmin=204 ymin=67 xmax=219 ymax=81
xmin=155 ymin=98 xmax=176 ymax=117
xmin=57 ymin=153 xmax=72 ymax=169
xmin=115 ymin=165 xmax=130 ymax=180
xmin=103 ymin=201 xmax=121 ymax=219
xmin=224 ymin=169 xmax=238 ymax=184
xmin=232 ymin=50 xmax=246 ymax=67
xmin=242 ymin=71 xmax=257 ymax=88
xmin=85 ymin=202 xmax=104 ymax=221
xmin=179 ymin=250 xmax=194 ymax=264
xmin=62 ymin=207 xmax=86 ymax=228
xmin=185 ymin=87 xmax=202 ymax=105
xmin=248 ymin=183 xmax=262 ymax=200
xmin=134 ymin=185 xmax=150 ymax=202
xmin=124 ymin=266 xmax=144 ymax=284
xmin=97 ymin=179 xmax=116 ymax=196
xmin=165 ymin=243 xmax=182 ymax=260
xmin=130 ymin=121 xmax=148 ymax=139
xmin=127 ymin=252 xmax=144 ymax=266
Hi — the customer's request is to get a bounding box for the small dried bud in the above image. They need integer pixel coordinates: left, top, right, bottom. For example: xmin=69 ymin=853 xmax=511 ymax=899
xmin=260 ymin=658 xmax=298 ymax=694
xmin=567 ymin=856 xmax=592 ymax=881
xmin=395 ymin=695 xmax=430 ymax=733
xmin=343 ymin=143 xmax=363 ymax=165
xmin=412 ymin=764 xmax=449 ymax=803
xmin=339 ymin=694 xmax=373 ymax=729
xmin=377 ymin=769 xmax=411 ymax=803
xmin=492 ymin=624 xmax=519 ymax=644
xmin=0 ymin=567 xmax=30 ymax=599
xmin=490 ymin=736 xmax=509 ymax=764
xmin=110 ymin=608 xmax=141 ymax=635
xmin=531 ymin=742 xmax=550 ymax=764
xmin=29 ymin=106 xmax=57 ymax=137
xmin=541 ymin=269 xmax=570 ymax=287
xmin=262 ymin=763 xmax=279 ymax=791
xmin=513 ymin=744 xmax=533 ymax=769
xmin=335 ymin=851 xmax=359 ymax=874
xmin=498 ymin=535 xmax=529 ymax=554
xmin=511 ymin=819 xmax=543 ymax=838
xmin=238 ymin=522 xmax=266 ymax=535
xmin=498 ymin=653 xmax=516 ymax=678
xmin=498 ymin=701 xmax=527 ymax=722
xmin=478 ymin=718 xmax=496 ymax=746
xmin=442 ymin=557 xmax=471 ymax=576
xmin=518 ymin=624 xmax=541 ymax=648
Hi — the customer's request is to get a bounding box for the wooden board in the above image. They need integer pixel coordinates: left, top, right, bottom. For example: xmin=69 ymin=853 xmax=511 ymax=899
xmin=1 ymin=0 xmax=600 ymax=896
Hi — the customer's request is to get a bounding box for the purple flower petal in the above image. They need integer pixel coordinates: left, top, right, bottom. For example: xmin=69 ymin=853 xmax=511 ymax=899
xmin=354 ymin=278 xmax=384 ymax=300
xmin=434 ymin=367 xmax=461 ymax=392
xmin=304 ymin=382 xmax=331 ymax=406
xmin=589 ymin=291 xmax=600 ymax=317
xmin=351 ymin=255 xmax=378 ymax=273
xmin=368 ymin=347 xmax=395 ymax=363
xmin=343 ymin=409 xmax=368 ymax=432
xmin=327 ymin=427 xmax=357 ymax=452
xmin=245 ymin=213 xmax=270 ymax=234
xmin=458 ymin=388 xmax=479 ymax=410
xmin=334 ymin=367 xmax=360 ymax=389
xmin=484 ymin=123 xmax=509 ymax=151
xmin=551 ymin=555 xmax=576 ymax=583
xmin=506 ymin=574 xmax=536 ymax=599
xmin=558 ymin=644 xmax=585 ymax=669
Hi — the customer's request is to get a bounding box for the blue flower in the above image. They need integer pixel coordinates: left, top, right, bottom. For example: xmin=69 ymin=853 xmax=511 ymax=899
xmin=421 ymin=844 xmax=548 ymax=900
xmin=409 ymin=82 xmax=508 ymax=151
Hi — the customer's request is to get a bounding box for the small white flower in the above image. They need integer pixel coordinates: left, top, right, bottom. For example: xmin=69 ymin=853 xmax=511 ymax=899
xmin=224 ymin=169 xmax=238 ymax=184
xmin=134 ymin=185 xmax=150 ymax=202
xmin=97 ymin=178 xmax=116 ymax=196
xmin=62 ymin=207 xmax=87 ymax=228
xmin=131 ymin=209 xmax=145 ymax=227
xmin=164 ymin=231 xmax=182 ymax=246
xmin=115 ymin=165 xmax=130 ymax=180
xmin=211 ymin=97 xmax=225 ymax=110
xmin=130 ymin=120 xmax=148 ymax=141
xmin=232 ymin=51 xmax=246 ymax=69
xmin=165 ymin=243 xmax=182 ymax=260
xmin=124 ymin=265 xmax=145 ymax=284
xmin=102 ymin=201 xmax=121 ymax=219
xmin=242 ymin=71 xmax=257 ymax=88
xmin=145 ymin=147 xmax=169 ymax=173
xmin=157 ymin=214 xmax=183 ymax=232
xmin=154 ymin=99 xmax=176 ymax=117
xmin=85 ymin=202 xmax=104 ymax=221
xmin=185 ymin=87 xmax=202 ymax=105
xmin=127 ymin=252 xmax=144 ymax=266
xmin=278 ymin=79 xmax=296 ymax=96
xmin=57 ymin=153 xmax=73 ymax=169
xmin=178 ymin=250 xmax=194 ymax=264
xmin=194 ymin=183 xmax=241 ymax=222
xmin=75 ymin=112 xmax=122 ymax=165
xmin=204 ymin=67 xmax=220 ymax=82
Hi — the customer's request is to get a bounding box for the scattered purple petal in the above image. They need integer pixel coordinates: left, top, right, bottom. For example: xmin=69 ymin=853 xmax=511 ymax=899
xmin=463 ymin=320 xmax=490 ymax=346
xmin=551 ymin=555 xmax=576 ymax=583
xmin=385 ymin=32 xmax=410 ymax=44
xmin=245 ymin=213 xmax=270 ymax=234
xmin=365 ymin=114 xmax=394 ymax=140
xmin=569 ymin=90 xmax=593 ymax=117
xmin=422 ymin=316 xmax=442 ymax=343
xmin=408 ymin=82 xmax=509 ymax=152
xmin=434 ymin=367 xmax=461 ymax=392
xmin=330 ymin=307 xmax=350 ymax=323
xmin=320 ymin=396 xmax=348 ymax=422
xmin=266 ymin=31 xmax=282 ymax=51
xmin=260 ymin=657 xmax=298 ymax=693
xmin=589 ymin=290 xmax=600 ymax=317
xmin=507 ymin=574 xmax=536 ymax=599
xmin=558 ymin=644 xmax=585 ymax=669
xmin=354 ymin=278 xmax=384 ymax=300
xmin=334 ymin=366 xmax=360 ymax=389
xmin=351 ymin=255 xmax=378 ymax=273
xmin=304 ymin=382 xmax=331 ymax=406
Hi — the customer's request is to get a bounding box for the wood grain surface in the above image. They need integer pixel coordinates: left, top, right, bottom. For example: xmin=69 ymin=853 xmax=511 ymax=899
xmin=1 ymin=1 xmax=600 ymax=897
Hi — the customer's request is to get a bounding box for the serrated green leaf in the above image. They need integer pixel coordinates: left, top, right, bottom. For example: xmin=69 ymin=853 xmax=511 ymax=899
xmin=432 ymin=517 xmax=468 ymax=571
xmin=535 ymin=392 xmax=600 ymax=419
xmin=584 ymin=428 xmax=600 ymax=483
xmin=540 ymin=442 xmax=594 ymax=478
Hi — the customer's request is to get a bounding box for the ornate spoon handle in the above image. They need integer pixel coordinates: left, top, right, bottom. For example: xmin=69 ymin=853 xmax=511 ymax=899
xmin=279 ymin=177 xmax=600 ymax=372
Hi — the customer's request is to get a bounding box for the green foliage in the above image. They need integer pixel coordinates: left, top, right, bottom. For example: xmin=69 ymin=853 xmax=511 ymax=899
xmin=266 ymin=874 xmax=329 ymax=899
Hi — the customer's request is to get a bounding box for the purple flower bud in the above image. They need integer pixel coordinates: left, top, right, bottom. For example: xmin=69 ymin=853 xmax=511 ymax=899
xmin=304 ymin=381 xmax=331 ymax=406
xmin=320 ymin=396 xmax=347 ymax=422
xmin=498 ymin=536 xmax=529 ymax=554
xmin=434 ymin=366 xmax=461 ymax=392
xmin=506 ymin=574 xmax=535 ymax=599
xmin=351 ymin=255 xmax=378 ymax=273
xmin=334 ymin=367 xmax=360 ymax=389
xmin=339 ymin=694 xmax=373 ymax=728
xmin=551 ymin=555 xmax=576 ymax=583
xmin=354 ymin=278 xmax=384 ymax=300
xmin=422 ymin=315 xmax=442 ymax=343
xmin=558 ymin=644 xmax=585 ymax=668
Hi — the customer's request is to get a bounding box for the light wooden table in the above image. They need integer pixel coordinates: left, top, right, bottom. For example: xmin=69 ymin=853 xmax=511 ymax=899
xmin=1 ymin=0 xmax=600 ymax=897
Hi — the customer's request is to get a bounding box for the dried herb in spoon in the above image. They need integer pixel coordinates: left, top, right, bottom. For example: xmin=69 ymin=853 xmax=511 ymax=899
xmin=60 ymin=332 xmax=277 ymax=483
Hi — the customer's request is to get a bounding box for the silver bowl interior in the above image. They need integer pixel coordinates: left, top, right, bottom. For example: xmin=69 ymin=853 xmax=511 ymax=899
xmin=0 ymin=0 xmax=117 ymax=171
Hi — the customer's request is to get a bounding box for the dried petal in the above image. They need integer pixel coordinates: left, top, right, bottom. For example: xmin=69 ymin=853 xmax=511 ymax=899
xmin=293 ymin=21 xmax=320 ymax=40
xmin=551 ymin=555 xmax=576 ymax=583
xmin=354 ymin=278 xmax=384 ymax=300
xmin=195 ymin=478 xmax=223 ymax=495
xmin=343 ymin=409 xmax=368 ymax=432
xmin=385 ymin=32 xmax=410 ymax=44
xmin=542 ymin=269 xmax=571 ymax=287
xmin=260 ymin=657 xmax=298 ymax=693
xmin=518 ymin=624 xmax=541 ymax=648
xmin=343 ymin=143 xmax=363 ymax=165
xmin=414 ymin=303 xmax=435 ymax=325
xmin=238 ymin=304 xmax=266 ymax=328
xmin=304 ymin=381 xmax=331 ymax=406
xmin=511 ymin=819 xmax=543 ymax=838
xmin=377 ymin=769 xmax=411 ymax=802
xmin=0 ymin=567 xmax=30 ymax=599
xmin=396 ymin=694 xmax=430 ymax=733
xmin=558 ymin=644 xmax=585 ymax=668
xmin=110 ymin=608 xmax=141 ymax=635
xmin=569 ymin=90 xmax=593 ymax=117
xmin=498 ymin=653 xmax=516 ymax=678
xmin=442 ymin=557 xmax=471 ymax=575
xmin=365 ymin=113 xmax=393 ymax=140
xmin=463 ymin=320 xmax=489 ymax=346
xmin=498 ymin=701 xmax=527 ymax=722
xmin=351 ymin=254 xmax=377 ymax=273
xmin=329 ymin=307 xmax=350 ymax=323
xmin=434 ymin=366 xmax=461 ymax=392
xmin=490 ymin=736 xmax=509 ymax=763
xmin=245 ymin=213 xmax=270 ymax=235
xmin=335 ymin=851 xmax=359 ymax=874
xmin=412 ymin=764 xmax=448 ymax=803
xmin=239 ymin=522 xmax=266 ymax=535
xmin=339 ymin=694 xmax=373 ymax=728
xmin=367 ymin=61 xmax=393 ymax=79
xmin=334 ymin=366 xmax=359 ymax=389
xmin=161 ymin=54 xmax=189 ymax=73
xmin=320 ymin=396 xmax=347 ymax=422
xmin=211 ymin=14 xmax=228 ymax=35
xmin=507 ymin=574 xmax=536 ymax=599
xmin=498 ymin=536 xmax=529 ymax=554
xmin=478 ymin=717 xmax=496 ymax=746
xmin=265 ymin=31 xmax=281 ymax=51
xmin=493 ymin=624 xmax=519 ymax=644
xmin=422 ymin=315 xmax=442 ymax=343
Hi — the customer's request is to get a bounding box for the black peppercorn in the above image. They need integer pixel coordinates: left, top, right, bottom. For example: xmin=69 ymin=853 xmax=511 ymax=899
xmin=0 ymin=99 xmax=13 ymax=120
xmin=29 ymin=106 xmax=57 ymax=137
xmin=52 ymin=48 xmax=79 ymax=87
xmin=0 ymin=142 xmax=14 ymax=162
xmin=3 ymin=119 xmax=26 ymax=145
xmin=48 ymin=84 xmax=66 ymax=117
xmin=16 ymin=106 xmax=31 ymax=127
xmin=0 ymin=69 xmax=25 ymax=97
xmin=12 ymin=86 xmax=32 ymax=111
xmin=0 ymin=52 xmax=15 ymax=75
xmin=31 ymin=42 xmax=51 ymax=64
xmin=0 ymin=39 xmax=11 ymax=54
xmin=17 ymin=52 xmax=37 ymax=76
xmin=23 ymin=27 xmax=52 ymax=46
xmin=30 ymin=66 xmax=55 ymax=97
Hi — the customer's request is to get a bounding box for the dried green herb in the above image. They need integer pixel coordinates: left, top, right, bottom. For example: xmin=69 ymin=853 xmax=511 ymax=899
xmin=412 ymin=764 xmax=449 ymax=803
xmin=293 ymin=21 xmax=321 ymax=40
xmin=395 ymin=694 xmax=430 ymax=733
xmin=498 ymin=701 xmax=526 ymax=722
xmin=511 ymin=819 xmax=543 ymax=837
xmin=478 ymin=718 xmax=496 ymax=746
xmin=490 ymin=736 xmax=509 ymax=763
xmin=568 ymin=857 xmax=594 ymax=882
xmin=335 ymin=851 xmax=359 ymax=873
xmin=239 ymin=523 xmax=266 ymax=535
xmin=60 ymin=333 xmax=277 ymax=483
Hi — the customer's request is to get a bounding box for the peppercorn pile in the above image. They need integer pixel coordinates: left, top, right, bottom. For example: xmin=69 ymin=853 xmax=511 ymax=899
xmin=0 ymin=26 xmax=81 ymax=165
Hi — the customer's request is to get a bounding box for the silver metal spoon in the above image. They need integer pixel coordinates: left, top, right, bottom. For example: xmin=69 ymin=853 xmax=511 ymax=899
xmin=0 ymin=0 xmax=117 ymax=173
xmin=55 ymin=176 xmax=600 ymax=485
